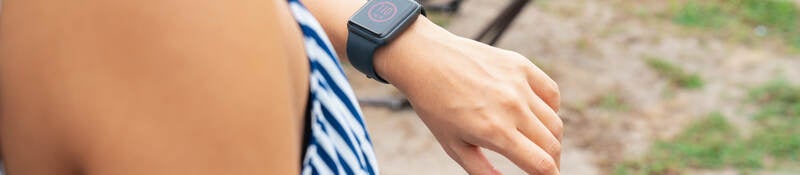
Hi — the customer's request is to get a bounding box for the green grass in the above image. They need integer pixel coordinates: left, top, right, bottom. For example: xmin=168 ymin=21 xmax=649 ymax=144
xmin=749 ymin=78 xmax=800 ymax=118
xmin=599 ymin=93 xmax=628 ymax=111
xmin=670 ymin=0 xmax=800 ymax=50
xmin=673 ymin=1 xmax=729 ymax=28
xmin=644 ymin=56 xmax=704 ymax=89
xmin=748 ymin=78 xmax=800 ymax=160
xmin=793 ymin=36 xmax=800 ymax=50
xmin=616 ymin=79 xmax=800 ymax=174
xmin=738 ymin=0 xmax=798 ymax=32
xmin=427 ymin=11 xmax=454 ymax=27
xmin=616 ymin=113 xmax=758 ymax=175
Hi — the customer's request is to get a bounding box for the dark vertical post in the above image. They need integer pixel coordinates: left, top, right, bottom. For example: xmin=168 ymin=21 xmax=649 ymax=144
xmin=474 ymin=0 xmax=532 ymax=45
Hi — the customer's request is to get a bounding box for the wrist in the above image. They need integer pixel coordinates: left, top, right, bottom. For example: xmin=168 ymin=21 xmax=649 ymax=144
xmin=373 ymin=17 xmax=460 ymax=86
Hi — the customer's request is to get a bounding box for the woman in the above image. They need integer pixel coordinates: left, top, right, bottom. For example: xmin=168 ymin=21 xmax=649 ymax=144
xmin=0 ymin=0 xmax=562 ymax=174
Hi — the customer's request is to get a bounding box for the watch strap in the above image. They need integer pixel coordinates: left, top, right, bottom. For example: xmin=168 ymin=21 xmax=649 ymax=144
xmin=346 ymin=30 xmax=388 ymax=83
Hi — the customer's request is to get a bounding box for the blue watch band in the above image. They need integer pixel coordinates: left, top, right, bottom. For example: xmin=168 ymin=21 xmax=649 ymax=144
xmin=346 ymin=29 xmax=387 ymax=83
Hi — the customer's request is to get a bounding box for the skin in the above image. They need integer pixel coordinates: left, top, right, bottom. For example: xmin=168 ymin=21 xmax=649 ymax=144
xmin=0 ymin=0 xmax=562 ymax=174
xmin=1 ymin=0 xmax=306 ymax=174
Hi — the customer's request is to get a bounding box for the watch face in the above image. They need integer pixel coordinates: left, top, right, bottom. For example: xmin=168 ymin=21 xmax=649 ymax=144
xmin=351 ymin=0 xmax=418 ymax=37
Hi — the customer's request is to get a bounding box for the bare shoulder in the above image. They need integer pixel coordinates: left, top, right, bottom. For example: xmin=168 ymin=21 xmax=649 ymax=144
xmin=0 ymin=0 xmax=302 ymax=174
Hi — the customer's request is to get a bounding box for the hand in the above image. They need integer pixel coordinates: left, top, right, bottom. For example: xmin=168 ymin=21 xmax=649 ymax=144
xmin=375 ymin=18 xmax=563 ymax=175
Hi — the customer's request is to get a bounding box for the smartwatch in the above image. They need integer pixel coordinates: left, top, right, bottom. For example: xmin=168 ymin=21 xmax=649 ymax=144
xmin=346 ymin=0 xmax=425 ymax=83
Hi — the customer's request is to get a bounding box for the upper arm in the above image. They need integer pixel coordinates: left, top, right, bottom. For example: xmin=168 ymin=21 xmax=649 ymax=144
xmin=0 ymin=0 xmax=302 ymax=174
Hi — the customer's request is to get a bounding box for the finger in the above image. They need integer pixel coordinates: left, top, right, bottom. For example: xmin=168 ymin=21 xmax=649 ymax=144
xmin=518 ymin=106 xmax=562 ymax=168
xmin=490 ymin=131 xmax=559 ymax=175
xmin=525 ymin=88 xmax=564 ymax=141
xmin=448 ymin=142 xmax=501 ymax=175
xmin=524 ymin=61 xmax=560 ymax=112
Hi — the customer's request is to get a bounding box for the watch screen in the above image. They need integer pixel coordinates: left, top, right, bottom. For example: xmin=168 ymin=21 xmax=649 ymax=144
xmin=351 ymin=0 xmax=417 ymax=37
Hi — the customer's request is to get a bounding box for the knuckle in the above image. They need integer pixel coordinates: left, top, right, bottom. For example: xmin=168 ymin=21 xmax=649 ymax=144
xmin=542 ymin=84 xmax=561 ymax=100
xmin=552 ymin=118 xmax=565 ymax=138
xmin=502 ymin=101 xmax=526 ymax=114
xmin=496 ymin=92 xmax=525 ymax=112
xmin=475 ymin=122 xmax=500 ymax=139
xmin=499 ymin=49 xmax=523 ymax=58
xmin=502 ymin=51 xmax=531 ymax=70
xmin=516 ymin=59 xmax=532 ymax=71
xmin=550 ymin=81 xmax=561 ymax=95
xmin=498 ymin=97 xmax=517 ymax=108
xmin=535 ymin=157 xmax=558 ymax=175
xmin=544 ymin=140 xmax=562 ymax=156
xmin=550 ymin=80 xmax=560 ymax=90
xmin=509 ymin=51 xmax=527 ymax=60
xmin=540 ymin=84 xmax=562 ymax=112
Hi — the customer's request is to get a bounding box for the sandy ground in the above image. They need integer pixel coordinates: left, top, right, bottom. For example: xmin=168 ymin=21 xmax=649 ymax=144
xmin=352 ymin=0 xmax=800 ymax=174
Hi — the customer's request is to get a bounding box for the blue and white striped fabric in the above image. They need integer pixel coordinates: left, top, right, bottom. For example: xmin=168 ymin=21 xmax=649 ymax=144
xmin=288 ymin=0 xmax=380 ymax=175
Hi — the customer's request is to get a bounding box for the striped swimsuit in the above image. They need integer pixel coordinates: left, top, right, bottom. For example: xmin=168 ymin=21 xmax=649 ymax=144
xmin=288 ymin=0 xmax=380 ymax=174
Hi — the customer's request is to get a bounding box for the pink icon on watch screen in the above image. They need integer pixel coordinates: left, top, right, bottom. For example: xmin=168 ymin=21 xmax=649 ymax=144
xmin=367 ymin=1 xmax=398 ymax=23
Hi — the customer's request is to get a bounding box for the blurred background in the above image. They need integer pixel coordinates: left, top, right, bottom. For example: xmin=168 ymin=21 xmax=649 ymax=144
xmin=349 ymin=0 xmax=800 ymax=174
